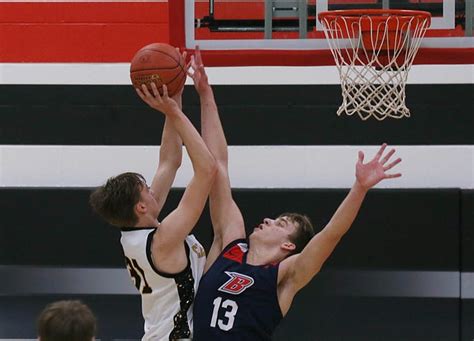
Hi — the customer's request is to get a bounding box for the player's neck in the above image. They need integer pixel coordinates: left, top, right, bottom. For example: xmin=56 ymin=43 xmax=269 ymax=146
xmin=246 ymin=244 xmax=283 ymax=266
xmin=134 ymin=215 xmax=159 ymax=228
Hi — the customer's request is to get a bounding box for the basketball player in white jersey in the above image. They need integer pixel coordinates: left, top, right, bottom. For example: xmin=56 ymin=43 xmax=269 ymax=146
xmin=90 ymin=80 xmax=216 ymax=340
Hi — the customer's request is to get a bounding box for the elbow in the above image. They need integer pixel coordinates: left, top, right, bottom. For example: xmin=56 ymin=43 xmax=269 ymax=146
xmin=212 ymin=233 xmax=223 ymax=245
xmin=320 ymin=229 xmax=343 ymax=244
xmin=160 ymin=151 xmax=183 ymax=170
xmin=200 ymin=154 xmax=218 ymax=180
xmin=215 ymin=154 xmax=228 ymax=167
xmin=171 ymin=157 xmax=182 ymax=170
xmin=207 ymin=153 xmax=217 ymax=173
xmin=165 ymin=157 xmax=182 ymax=171
xmin=209 ymin=158 xmax=218 ymax=178
xmin=159 ymin=157 xmax=182 ymax=173
xmin=329 ymin=230 xmax=343 ymax=241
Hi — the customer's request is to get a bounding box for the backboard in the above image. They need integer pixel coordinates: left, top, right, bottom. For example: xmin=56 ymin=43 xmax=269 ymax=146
xmin=170 ymin=0 xmax=473 ymax=66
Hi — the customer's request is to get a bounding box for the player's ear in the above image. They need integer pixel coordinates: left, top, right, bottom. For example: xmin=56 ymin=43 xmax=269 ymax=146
xmin=281 ymin=241 xmax=296 ymax=252
xmin=135 ymin=201 xmax=147 ymax=214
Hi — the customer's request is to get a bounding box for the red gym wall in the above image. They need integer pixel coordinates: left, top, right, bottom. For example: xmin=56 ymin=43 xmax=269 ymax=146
xmin=1 ymin=1 xmax=472 ymax=64
xmin=0 ymin=1 xmax=170 ymax=62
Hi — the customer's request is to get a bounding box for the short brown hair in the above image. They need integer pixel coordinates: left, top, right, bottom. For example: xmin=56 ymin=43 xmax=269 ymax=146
xmin=280 ymin=212 xmax=315 ymax=255
xmin=37 ymin=300 xmax=96 ymax=341
xmin=89 ymin=172 xmax=145 ymax=227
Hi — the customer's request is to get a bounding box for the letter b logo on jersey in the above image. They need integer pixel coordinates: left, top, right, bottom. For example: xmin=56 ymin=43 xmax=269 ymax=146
xmin=218 ymin=271 xmax=254 ymax=295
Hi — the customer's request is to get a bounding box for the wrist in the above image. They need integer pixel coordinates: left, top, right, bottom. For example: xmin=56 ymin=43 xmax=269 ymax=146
xmin=352 ymin=180 xmax=370 ymax=194
xmin=163 ymin=106 xmax=181 ymax=117
xmin=173 ymin=96 xmax=183 ymax=105
xmin=198 ymin=85 xmax=213 ymax=97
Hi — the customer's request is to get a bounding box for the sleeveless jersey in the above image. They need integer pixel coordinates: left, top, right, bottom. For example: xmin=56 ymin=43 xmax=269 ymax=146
xmin=193 ymin=239 xmax=283 ymax=340
xmin=120 ymin=227 xmax=206 ymax=341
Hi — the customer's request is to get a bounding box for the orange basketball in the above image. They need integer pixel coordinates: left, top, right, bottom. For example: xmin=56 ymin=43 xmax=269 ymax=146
xmin=130 ymin=43 xmax=186 ymax=97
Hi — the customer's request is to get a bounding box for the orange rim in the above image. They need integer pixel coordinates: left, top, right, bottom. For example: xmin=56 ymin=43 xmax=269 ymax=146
xmin=318 ymin=9 xmax=431 ymax=28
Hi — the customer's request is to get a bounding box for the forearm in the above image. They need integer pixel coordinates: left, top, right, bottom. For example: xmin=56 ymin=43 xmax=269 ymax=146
xmin=289 ymin=182 xmax=368 ymax=290
xmin=200 ymin=86 xmax=228 ymax=165
xmin=158 ymin=118 xmax=182 ymax=169
xmin=199 ymin=86 xmax=244 ymax=246
xmin=150 ymin=118 xmax=182 ymax=207
xmin=168 ymin=108 xmax=215 ymax=174
xmin=289 ymin=145 xmax=401 ymax=292
xmin=323 ymin=181 xmax=368 ymax=238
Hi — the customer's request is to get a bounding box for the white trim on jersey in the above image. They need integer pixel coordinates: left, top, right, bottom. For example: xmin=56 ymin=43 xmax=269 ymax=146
xmin=120 ymin=228 xmax=206 ymax=341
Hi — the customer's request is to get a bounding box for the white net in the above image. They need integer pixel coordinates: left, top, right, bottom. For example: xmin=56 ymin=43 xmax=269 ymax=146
xmin=319 ymin=10 xmax=431 ymax=120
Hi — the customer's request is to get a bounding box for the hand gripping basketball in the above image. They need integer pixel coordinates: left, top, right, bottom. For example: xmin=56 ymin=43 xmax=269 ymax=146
xmin=130 ymin=43 xmax=187 ymax=97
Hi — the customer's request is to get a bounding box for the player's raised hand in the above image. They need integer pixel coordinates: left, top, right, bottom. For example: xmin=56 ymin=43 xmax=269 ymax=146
xmin=171 ymin=49 xmax=187 ymax=106
xmin=188 ymin=45 xmax=211 ymax=95
xmin=355 ymin=143 xmax=402 ymax=190
xmin=136 ymin=83 xmax=179 ymax=115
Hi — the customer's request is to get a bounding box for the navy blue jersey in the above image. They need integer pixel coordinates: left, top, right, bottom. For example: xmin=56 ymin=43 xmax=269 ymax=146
xmin=193 ymin=239 xmax=283 ymax=340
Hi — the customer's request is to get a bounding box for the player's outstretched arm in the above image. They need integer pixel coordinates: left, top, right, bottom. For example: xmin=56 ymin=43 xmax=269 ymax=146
xmin=136 ymin=83 xmax=216 ymax=248
xmin=149 ymin=89 xmax=184 ymax=215
xmin=188 ymin=46 xmax=246 ymax=271
xmin=281 ymin=144 xmax=402 ymax=293
xmin=149 ymin=50 xmax=187 ymax=215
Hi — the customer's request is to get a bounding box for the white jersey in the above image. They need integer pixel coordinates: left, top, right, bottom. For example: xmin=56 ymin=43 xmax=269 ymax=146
xmin=120 ymin=227 xmax=206 ymax=341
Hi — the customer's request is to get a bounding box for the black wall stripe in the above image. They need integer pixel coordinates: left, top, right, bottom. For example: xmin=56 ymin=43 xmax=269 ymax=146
xmin=461 ymin=190 xmax=474 ymax=341
xmin=0 ymin=188 xmax=462 ymax=270
xmin=275 ymin=297 xmax=459 ymax=341
xmin=0 ymin=295 xmax=459 ymax=340
xmin=0 ymin=295 xmax=142 ymax=339
xmin=462 ymin=300 xmax=474 ymax=340
xmin=0 ymin=85 xmax=472 ymax=145
xmin=462 ymin=190 xmax=474 ymax=272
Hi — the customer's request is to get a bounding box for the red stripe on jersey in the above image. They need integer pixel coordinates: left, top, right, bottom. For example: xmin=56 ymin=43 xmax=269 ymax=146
xmin=223 ymin=244 xmax=245 ymax=264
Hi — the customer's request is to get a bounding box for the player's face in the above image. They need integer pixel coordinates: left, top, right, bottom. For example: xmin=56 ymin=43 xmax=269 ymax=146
xmin=139 ymin=184 xmax=159 ymax=218
xmin=252 ymin=216 xmax=297 ymax=246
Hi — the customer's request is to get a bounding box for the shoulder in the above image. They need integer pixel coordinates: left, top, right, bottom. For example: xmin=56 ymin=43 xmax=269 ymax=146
xmin=277 ymin=253 xmax=299 ymax=285
xmin=120 ymin=226 xmax=156 ymax=234
xmin=186 ymin=235 xmax=206 ymax=259
xmin=220 ymin=239 xmax=248 ymax=263
xmin=120 ymin=227 xmax=156 ymax=248
xmin=276 ymin=254 xmax=300 ymax=316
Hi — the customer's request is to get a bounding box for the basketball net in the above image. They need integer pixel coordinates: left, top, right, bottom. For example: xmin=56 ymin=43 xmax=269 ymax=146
xmin=319 ymin=10 xmax=431 ymax=120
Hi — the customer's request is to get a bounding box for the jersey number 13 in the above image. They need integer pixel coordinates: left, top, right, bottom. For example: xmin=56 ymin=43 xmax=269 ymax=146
xmin=210 ymin=296 xmax=238 ymax=331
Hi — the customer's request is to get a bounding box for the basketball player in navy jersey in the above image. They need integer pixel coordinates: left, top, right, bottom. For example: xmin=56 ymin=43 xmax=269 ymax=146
xmin=90 ymin=78 xmax=216 ymax=340
xmin=188 ymin=47 xmax=402 ymax=340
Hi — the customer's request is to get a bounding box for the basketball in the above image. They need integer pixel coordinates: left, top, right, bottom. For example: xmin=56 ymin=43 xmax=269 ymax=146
xmin=130 ymin=43 xmax=186 ymax=97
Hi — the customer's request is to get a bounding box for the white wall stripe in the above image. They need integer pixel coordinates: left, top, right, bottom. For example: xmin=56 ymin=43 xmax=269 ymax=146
xmin=0 ymin=63 xmax=472 ymax=85
xmin=462 ymin=272 xmax=474 ymax=299
xmin=0 ymin=266 xmax=465 ymax=298
xmin=0 ymin=145 xmax=472 ymax=188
